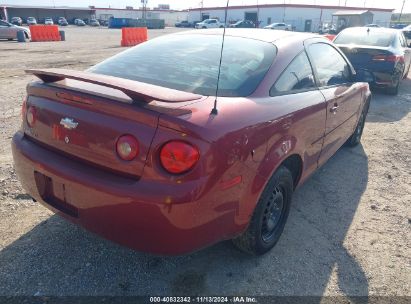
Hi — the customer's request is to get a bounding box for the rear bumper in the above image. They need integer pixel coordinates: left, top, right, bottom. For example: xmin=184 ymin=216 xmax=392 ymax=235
xmin=11 ymin=132 xmax=240 ymax=255
xmin=371 ymin=71 xmax=397 ymax=88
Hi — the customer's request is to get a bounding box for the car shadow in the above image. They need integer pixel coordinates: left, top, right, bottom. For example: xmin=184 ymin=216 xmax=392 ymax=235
xmin=367 ymin=75 xmax=411 ymax=123
xmin=0 ymin=145 xmax=369 ymax=298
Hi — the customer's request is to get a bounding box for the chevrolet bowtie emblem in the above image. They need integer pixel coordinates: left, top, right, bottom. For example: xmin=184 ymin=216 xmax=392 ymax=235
xmin=60 ymin=118 xmax=79 ymax=130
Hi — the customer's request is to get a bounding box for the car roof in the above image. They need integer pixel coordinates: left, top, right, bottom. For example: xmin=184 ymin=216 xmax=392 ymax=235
xmin=341 ymin=26 xmax=399 ymax=35
xmin=177 ymin=28 xmax=320 ymax=43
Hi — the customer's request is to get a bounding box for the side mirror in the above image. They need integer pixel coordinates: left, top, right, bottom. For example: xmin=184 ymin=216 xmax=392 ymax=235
xmin=354 ymin=68 xmax=375 ymax=83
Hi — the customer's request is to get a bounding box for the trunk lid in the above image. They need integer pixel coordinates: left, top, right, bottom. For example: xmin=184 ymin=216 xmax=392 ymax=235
xmin=23 ymin=69 xmax=203 ymax=178
xmin=24 ymin=81 xmax=160 ymax=178
xmin=337 ymin=45 xmax=395 ymax=72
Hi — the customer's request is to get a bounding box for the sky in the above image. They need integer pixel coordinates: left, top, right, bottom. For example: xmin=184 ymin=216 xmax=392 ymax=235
xmin=2 ymin=0 xmax=411 ymax=13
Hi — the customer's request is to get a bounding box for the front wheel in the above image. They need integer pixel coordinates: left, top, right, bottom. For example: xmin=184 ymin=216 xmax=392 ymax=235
xmin=232 ymin=166 xmax=293 ymax=255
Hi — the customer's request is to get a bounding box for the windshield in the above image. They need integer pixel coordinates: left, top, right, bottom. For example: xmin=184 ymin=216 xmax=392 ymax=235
xmin=89 ymin=34 xmax=276 ymax=97
xmin=334 ymin=29 xmax=395 ymax=47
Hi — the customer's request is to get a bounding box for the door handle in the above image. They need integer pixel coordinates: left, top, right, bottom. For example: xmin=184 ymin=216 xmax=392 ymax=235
xmin=330 ymin=104 xmax=339 ymax=114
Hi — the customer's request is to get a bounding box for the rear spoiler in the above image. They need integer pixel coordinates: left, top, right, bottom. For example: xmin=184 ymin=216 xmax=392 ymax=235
xmin=26 ymin=68 xmax=202 ymax=103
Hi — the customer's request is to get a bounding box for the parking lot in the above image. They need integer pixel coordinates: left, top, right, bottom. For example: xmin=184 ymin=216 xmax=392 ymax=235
xmin=0 ymin=26 xmax=410 ymax=297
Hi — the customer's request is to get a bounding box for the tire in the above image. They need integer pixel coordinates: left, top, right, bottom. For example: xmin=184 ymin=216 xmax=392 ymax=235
xmin=219 ymin=26 xmax=224 ymax=28
xmin=232 ymin=166 xmax=293 ymax=255
xmin=347 ymin=99 xmax=369 ymax=147
xmin=202 ymin=26 xmax=207 ymax=29
xmin=386 ymin=71 xmax=402 ymax=95
xmin=7 ymin=38 xmax=13 ymax=41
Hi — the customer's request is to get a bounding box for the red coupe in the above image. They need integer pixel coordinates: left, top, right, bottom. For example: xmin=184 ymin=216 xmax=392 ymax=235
xmin=12 ymin=29 xmax=372 ymax=255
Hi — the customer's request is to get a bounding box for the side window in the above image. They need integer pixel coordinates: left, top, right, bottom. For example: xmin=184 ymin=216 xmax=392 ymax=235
xmin=211 ymin=20 xmax=216 ymax=24
xmin=270 ymin=51 xmax=316 ymax=95
xmin=308 ymin=43 xmax=351 ymax=87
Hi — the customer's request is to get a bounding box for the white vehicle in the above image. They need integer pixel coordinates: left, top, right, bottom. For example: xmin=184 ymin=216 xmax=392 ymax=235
xmin=26 ymin=17 xmax=37 ymax=25
xmin=44 ymin=18 xmax=54 ymax=25
xmin=195 ymin=19 xmax=225 ymax=29
xmin=0 ymin=20 xmax=31 ymax=40
xmin=264 ymin=22 xmax=291 ymax=31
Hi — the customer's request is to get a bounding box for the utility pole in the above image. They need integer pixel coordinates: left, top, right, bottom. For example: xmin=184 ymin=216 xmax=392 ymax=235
xmin=141 ymin=0 xmax=148 ymax=20
xmin=199 ymin=0 xmax=204 ymax=21
xmin=399 ymin=0 xmax=406 ymax=22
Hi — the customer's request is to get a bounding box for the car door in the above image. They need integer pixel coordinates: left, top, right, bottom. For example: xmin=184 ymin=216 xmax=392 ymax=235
xmin=306 ymin=42 xmax=363 ymax=167
xmin=269 ymin=50 xmax=327 ymax=179
xmin=0 ymin=20 xmax=11 ymax=39
xmin=8 ymin=24 xmax=19 ymax=39
xmin=209 ymin=20 xmax=217 ymax=28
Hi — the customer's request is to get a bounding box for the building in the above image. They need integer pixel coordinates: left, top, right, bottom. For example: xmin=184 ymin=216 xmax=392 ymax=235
xmin=187 ymin=4 xmax=394 ymax=31
xmin=94 ymin=7 xmax=188 ymax=26
xmin=333 ymin=10 xmax=374 ymax=29
xmin=0 ymin=5 xmax=95 ymax=24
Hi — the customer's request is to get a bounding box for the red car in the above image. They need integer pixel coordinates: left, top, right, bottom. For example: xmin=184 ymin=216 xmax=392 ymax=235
xmin=12 ymin=29 xmax=372 ymax=255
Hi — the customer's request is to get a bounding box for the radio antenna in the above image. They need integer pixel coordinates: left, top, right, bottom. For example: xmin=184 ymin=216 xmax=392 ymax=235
xmin=211 ymin=0 xmax=230 ymax=115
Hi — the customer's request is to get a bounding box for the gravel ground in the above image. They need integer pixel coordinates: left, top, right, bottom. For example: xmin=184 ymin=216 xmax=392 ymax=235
xmin=0 ymin=26 xmax=410 ymax=297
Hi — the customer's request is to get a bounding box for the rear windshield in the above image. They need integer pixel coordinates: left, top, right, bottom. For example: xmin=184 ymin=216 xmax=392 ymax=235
xmin=334 ymin=30 xmax=395 ymax=47
xmin=89 ymin=34 xmax=276 ymax=97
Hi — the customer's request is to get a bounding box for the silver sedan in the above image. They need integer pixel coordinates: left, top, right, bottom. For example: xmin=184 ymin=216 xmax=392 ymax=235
xmin=0 ymin=20 xmax=31 ymax=40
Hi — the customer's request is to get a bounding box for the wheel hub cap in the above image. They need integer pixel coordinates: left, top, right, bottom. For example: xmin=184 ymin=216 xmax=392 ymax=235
xmin=262 ymin=187 xmax=284 ymax=243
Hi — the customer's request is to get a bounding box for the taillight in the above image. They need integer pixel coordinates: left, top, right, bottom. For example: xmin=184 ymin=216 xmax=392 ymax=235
xmin=116 ymin=135 xmax=139 ymax=161
xmin=26 ymin=106 xmax=37 ymax=128
xmin=372 ymin=54 xmax=405 ymax=63
xmin=160 ymin=141 xmax=200 ymax=174
xmin=372 ymin=55 xmax=387 ymax=61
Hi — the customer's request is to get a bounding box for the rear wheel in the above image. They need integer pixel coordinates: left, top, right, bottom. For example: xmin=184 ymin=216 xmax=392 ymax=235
xmin=232 ymin=166 xmax=293 ymax=255
xmin=386 ymin=70 xmax=403 ymax=95
xmin=202 ymin=26 xmax=207 ymax=29
xmin=347 ymin=99 xmax=369 ymax=147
